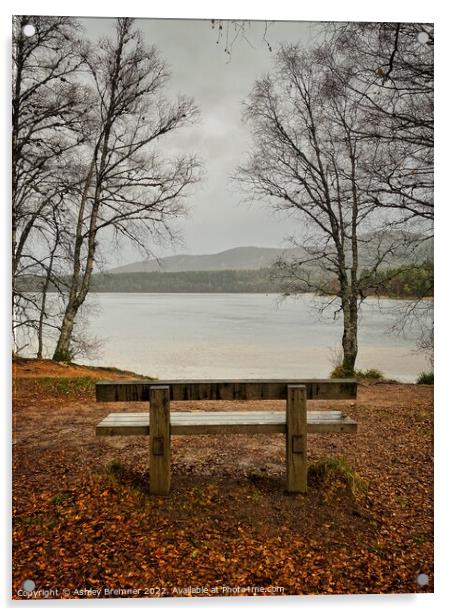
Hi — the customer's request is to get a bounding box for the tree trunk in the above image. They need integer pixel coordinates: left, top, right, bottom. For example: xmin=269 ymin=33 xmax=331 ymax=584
xmin=36 ymin=280 xmax=48 ymax=359
xmin=37 ymin=239 xmax=58 ymax=359
xmin=51 ymin=154 xmax=97 ymax=362
xmin=341 ymin=297 xmax=358 ymax=376
xmin=52 ymin=306 xmax=78 ymax=361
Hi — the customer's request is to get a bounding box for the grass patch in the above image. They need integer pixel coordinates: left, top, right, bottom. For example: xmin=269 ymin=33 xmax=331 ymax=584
xmin=416 ymin=371 xmax=434 ymax=384
xmin=330 ymin=365 xmax=350 ymax=378
xmin=51 ymin=493 xmax=71 ymax=506
xmin=308 ymin=456 xmax=368 ymax=496
xmin=76 ymin=362 xmax=155 ymax=380
xmin=24 ymin=376 xmax=99 ymax=397
xmin=355 ymin=368 xmax=384 ymax=380
xmin=105 ymin=459 xmax=125 ymax=476
xmin=330 ymin=366 xmax=384 ymax=380
xmin=18 ymin=514 xmax=44 ymax=526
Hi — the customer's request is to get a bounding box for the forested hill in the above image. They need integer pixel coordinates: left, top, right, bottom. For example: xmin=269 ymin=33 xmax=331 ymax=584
xmin=18 ymin=263 xmax=433 ymax=297
xmin=107 ymin=236 xmax=432 ymax=275
xmin=90 ymin=269 xmax=282 ymax=293
xmin=89 ymin=263 xmax=432 ymax=297
xmin=106 ymin=246 xmax=302 ymax=274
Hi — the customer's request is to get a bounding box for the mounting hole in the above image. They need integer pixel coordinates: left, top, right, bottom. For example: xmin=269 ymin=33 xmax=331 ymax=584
xmin=22 ymin=24 xmax=36 ymax=37
xmin=416 ymin=32 xmax=429 ymax=45
xmin=22 ymin=579 xmax=35 ymax=591
xmin=416 ymin=573 xmax=429 ymax=586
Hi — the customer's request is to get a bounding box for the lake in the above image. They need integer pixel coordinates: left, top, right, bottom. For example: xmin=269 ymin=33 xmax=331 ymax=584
xmin=78 ymin=293 xmax=430 ymax=381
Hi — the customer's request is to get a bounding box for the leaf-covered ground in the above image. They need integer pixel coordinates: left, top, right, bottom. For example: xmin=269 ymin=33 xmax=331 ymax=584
xmin=12 ymin=360 xmax=433 ymax=599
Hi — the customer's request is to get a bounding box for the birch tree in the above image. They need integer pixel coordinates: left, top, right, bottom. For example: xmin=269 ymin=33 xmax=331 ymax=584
xmin=12 ymin=16 xmax=87 ymax=352
xmin=325 ymin=22 xmax=433 ymax=226
xmin=238 ymin=44 xmax=410 ymax=374
xmin=324 ymin=23 xmax=434 ymax=367
xmin=52 ymin=18 xmax=200 ymax=361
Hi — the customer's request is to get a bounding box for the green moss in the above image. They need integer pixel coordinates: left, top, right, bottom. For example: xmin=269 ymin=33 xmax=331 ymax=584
xmin=105 ymin=459 xmax=125 ymax=476
xmin=308 ymin=456 xmax=368 ymax=495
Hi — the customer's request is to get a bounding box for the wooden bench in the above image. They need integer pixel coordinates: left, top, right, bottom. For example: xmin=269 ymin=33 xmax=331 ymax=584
xmin=95 ymin=379 xmax=358 ymax=495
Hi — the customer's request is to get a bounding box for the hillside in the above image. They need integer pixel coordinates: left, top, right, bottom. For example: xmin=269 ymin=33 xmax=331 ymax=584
xmin=106 ymin=246 xmax=304 ymax=274
xmin=16 ymin=237 xmax=433 ymax=295
xmin=106 ymin=235 xmax=432 ymax=275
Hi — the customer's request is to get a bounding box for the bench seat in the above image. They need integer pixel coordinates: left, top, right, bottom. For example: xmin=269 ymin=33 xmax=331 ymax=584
xmin=95 ymin=380 xmax=358 ymax=494
xmin=96 ymin=410 xmax=358 ymax=436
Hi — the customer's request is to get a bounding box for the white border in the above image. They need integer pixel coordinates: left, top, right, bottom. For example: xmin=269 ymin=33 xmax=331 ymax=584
xmin=2 ymin=1 xmax=450 ymax=614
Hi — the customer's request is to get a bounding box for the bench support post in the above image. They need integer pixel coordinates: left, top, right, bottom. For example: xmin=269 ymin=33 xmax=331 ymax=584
xmin=149 ymin=386 xmax=171 ymax=495
xmin=286 ymin=385 xmax=307 ymax=493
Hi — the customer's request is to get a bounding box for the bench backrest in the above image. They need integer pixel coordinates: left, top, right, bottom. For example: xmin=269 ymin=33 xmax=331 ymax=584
xmin=96 ymin=379 xmax=357 ymax=402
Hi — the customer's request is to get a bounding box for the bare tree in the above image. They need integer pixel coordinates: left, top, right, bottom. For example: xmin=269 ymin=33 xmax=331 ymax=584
xmin=51 ymin=18 xmax=200 ymax=361
xmin=12 ymin=16 xmax=87 ymax=272
xmin=12 ymin=16 xmax=88 ymax=351
xmin=323 ymin=22 xmax=433 ymax=226
xmin=322 ymin=23 xmax=434 ymax=368
xmin=210 ymin=19 xmax=274 ymax=58
xmin=237 ymin=44 xmax=413 ymax=375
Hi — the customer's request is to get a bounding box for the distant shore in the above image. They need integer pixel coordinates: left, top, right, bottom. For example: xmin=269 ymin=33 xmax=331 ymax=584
xmin=17 ymin=263 xmax=433 ymax=300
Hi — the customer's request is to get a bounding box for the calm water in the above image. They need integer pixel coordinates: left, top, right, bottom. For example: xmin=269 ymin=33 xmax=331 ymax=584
xmin=77 ymin=293 xmax=430 ymax=381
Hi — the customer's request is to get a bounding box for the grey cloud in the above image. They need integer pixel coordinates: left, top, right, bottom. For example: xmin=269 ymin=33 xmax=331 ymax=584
xmin=80 ymin=17 xmax=315 ymax=265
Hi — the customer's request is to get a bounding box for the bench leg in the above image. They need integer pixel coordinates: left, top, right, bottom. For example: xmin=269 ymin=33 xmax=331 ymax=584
xmin=286 ymin=385 xmax=307 ymax=493
xmin=149 ymin=385 xmax=171 ymax=495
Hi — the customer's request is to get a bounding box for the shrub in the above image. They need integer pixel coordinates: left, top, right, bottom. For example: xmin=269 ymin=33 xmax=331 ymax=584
xmin=354 ymin=368 xmax=384 ymax=380
xmin=329 ymin=366 xmax=384 ymax=380
xmin=330 ymin=365 xmax=349 ymax=378
xmin=416 ymin=371 xmax=434 ymax=384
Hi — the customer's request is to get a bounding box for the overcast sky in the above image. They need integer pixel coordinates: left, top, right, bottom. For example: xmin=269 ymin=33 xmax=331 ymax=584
xmin=80 ymin=18 xmax=318 ymax=266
